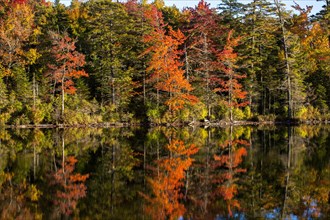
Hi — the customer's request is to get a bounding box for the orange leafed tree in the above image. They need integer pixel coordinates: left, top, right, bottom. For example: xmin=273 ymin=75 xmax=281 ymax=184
xmin=213 ymin=134 xmax=249 ymax=217
xmin=0 ymin=1 xmax=34 ymax=76
xmin=52 ymin=156 xmax=89 ymax=216
xmin=213 ymin=30 xmax=248 ymax=121
xmin=143 ymin=6 xmax=198 ymax=114
xmin=290 ymin=3 xmax=313 ymax=40
xmin=48 ymin=32 xmax=88 ymax=117
xmin=11 ymin=0 xmax=29 ymax=4
xmin=290 ymin=4 xmax=324 ymax=73
xmin=143 ymin=139 xmax=199 ymax=220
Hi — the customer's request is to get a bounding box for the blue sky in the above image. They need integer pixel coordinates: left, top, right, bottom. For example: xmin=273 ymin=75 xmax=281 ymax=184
xmin=57 ymin=0 xmax=324 ymax=15
xmin=164 ymin=0 xmax=323 ymax=14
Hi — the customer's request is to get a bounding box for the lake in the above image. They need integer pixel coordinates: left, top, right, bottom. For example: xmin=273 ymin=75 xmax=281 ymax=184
xmin=0 ymin=125 xmax=329 ymax=219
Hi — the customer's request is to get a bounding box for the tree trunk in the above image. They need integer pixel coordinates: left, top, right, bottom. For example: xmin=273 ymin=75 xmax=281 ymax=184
xmin=32 ymin=68 xmax=36 ymax=111
xmin=229 ymin=71 xmax=233 ymax=122
xmin=143 ymin=70 xmax=146 ymax=105
xmin=282 ymin=126 xmax=292 ymax=218
xmin=62 ymin=131 xmax=66 ymax=187
xmin=203 ymin=129 xmax=211 ymax=213
xmin=185 ymin=43 xmax=190 ymax=80
xmin=61 ymin=75 xmax=65 ymax=118
xmin=112 ymin=78 xmax=115 ymax=105
xmin=203 ymin=33 xmax=211 ymax=118
xmin=157 ymin=73 xmax=159 ymax=109
xmin=274 ymin=0 xmax=292 ymax=120
xmin=250 ymin=0 xmax=256 ymax=111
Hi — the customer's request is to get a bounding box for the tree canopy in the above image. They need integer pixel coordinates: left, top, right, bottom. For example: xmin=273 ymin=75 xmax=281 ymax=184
xmin=0 ymin=0 xmax=329 ymax=125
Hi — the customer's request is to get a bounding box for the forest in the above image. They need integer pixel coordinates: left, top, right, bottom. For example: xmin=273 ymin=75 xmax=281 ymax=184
xmin=0 ymin=0 xmax=329 ymax=126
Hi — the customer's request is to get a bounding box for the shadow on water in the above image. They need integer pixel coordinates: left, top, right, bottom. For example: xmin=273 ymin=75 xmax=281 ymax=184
xmin=0 ymin=125 xmax=329 ymax=219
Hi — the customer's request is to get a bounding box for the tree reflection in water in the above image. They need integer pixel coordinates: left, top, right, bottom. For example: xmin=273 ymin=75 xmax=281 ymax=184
xmin=0 ymin=126 xmax=329 ymax=219
xmin=142 ymin=139 xmax=199 ymax=220
xmin=51 ymin=156 xmax=89 ymax=216
xmin=213 ymin=126 xmax=249 ymax=217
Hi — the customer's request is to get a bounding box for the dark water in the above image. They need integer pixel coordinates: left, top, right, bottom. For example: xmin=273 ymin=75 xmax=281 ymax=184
xmin=0 ymin=125 xmax=329 ymax=219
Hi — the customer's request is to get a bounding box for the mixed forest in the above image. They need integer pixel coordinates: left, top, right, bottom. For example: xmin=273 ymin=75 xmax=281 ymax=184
xmin=0 ymin=0 xmax=329 ymax=126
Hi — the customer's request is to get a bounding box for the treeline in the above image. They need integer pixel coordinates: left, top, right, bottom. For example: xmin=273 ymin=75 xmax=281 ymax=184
xmin=0 ymin=0 xmax=329 ymax=126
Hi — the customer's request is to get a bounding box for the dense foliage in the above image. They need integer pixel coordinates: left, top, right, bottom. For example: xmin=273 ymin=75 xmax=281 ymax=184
xmin=0 ymin=0 xmax=329 ymax=125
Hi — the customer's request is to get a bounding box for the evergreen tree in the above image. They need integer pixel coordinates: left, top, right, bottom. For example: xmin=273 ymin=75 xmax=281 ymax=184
xmin=273 ymin=0 xmax=307 ymax=118
xmin=85 ymin=0 xmax=135 ymax=115
xmin=239 ymin=0 xmax=277 ymax=115
xmin=218 ymin=0 xmax=245 ymax=30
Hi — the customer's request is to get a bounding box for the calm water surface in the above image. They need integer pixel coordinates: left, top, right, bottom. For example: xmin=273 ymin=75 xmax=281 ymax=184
xmin=0 ymin=125 xmax=329 ymax=219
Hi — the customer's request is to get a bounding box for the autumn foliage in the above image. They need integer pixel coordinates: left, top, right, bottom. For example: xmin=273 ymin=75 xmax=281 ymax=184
xmin=52 ymin=156 xmax=89 ymax=216
xmin=214 ymin=31 xmax=249 ymax=120
xmin=0 ymin=1 xmax=34 ymax=76
xmin=48 ymin=32 xmax=87 ymax=95
xmin=213 ymin=137 xmax=249 ymax=217
xmin=47 ymin=31 xmax=88 ymax=118
xmin=11 ymin=0 xmax=28 ymax=5
xmin=143 ymin=6 xmax=198 ymax=112
xmin=143 ymin=139 xmax=199 ymax=219
xmin=0 ymin=0 xmax=330 ymax=124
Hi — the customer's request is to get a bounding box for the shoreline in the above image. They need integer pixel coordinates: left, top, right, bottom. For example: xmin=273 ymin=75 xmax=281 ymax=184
xmin=1 ymin=119 xmax=330 ymax=129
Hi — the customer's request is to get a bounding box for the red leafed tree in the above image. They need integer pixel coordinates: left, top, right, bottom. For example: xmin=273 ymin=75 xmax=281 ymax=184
xmin=213 ymin=128 xmax=249 ymax=217
xmin=142 ymin=139 xmax=199 ymax=220
xmin=53 ymin=156 xmax=89 ymax=216
xmin=143 ymin=6 xmax=198 ymax=115
xmin=124 ymin=0 xmax=140 ymax=13
xmin=184 ymin=0 xmax=224 ymax=117
xmin=11 ymin=0 xmax=28 ymax=5
xmin=290 ymin=3 xmax=313 ymax=39
xmin=48 ymin=32 xmax=88 ymax=117
xmin=213 ymin=30 xmax=248 ymax=122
